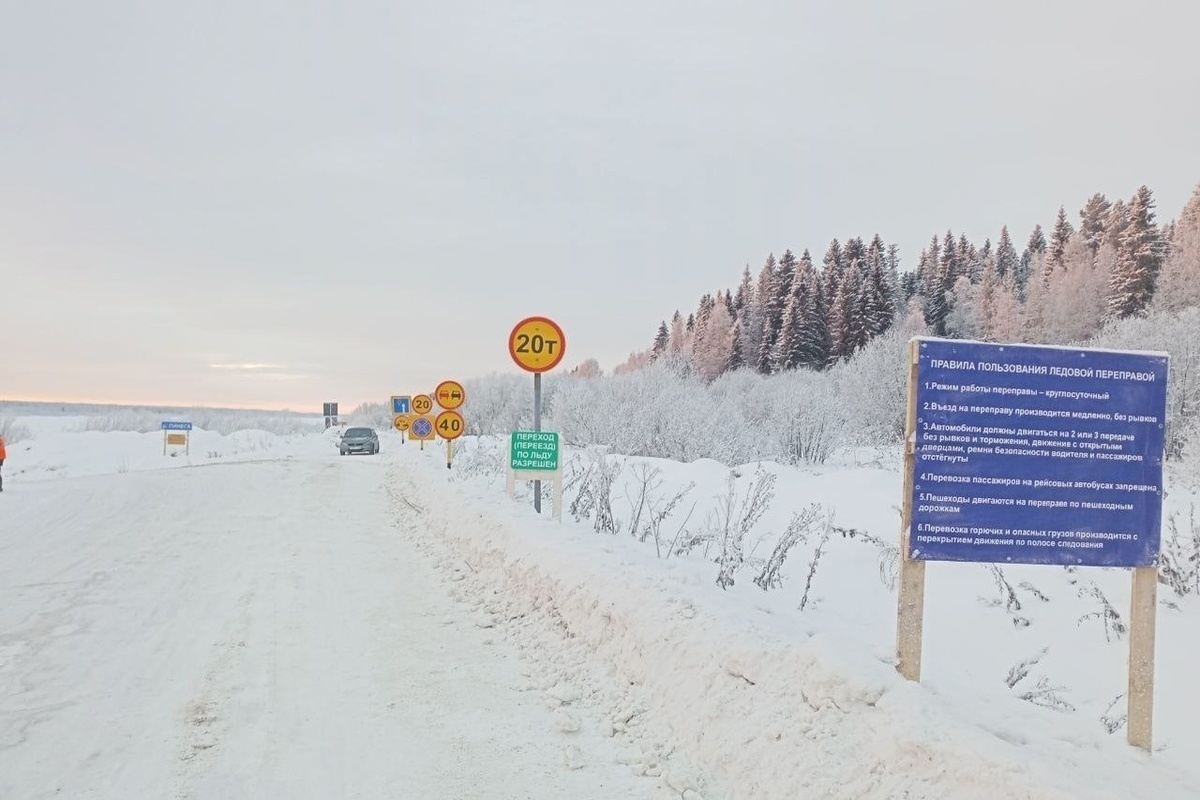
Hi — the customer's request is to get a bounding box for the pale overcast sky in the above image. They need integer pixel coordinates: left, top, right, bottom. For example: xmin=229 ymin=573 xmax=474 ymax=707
xmin=2 ymin=1 xmax=1197 ymax=409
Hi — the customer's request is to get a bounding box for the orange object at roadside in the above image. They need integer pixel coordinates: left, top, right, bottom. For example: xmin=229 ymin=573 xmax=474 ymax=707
xmin=0 ymin=435 xmax=7 ymax=460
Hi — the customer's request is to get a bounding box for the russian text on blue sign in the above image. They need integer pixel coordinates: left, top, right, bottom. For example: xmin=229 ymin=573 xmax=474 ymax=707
xmin=162 ymin=421 xmax=193 ymax=431
xmin=392 ymin=397 xmax=411 ymax=415
xmin=910 ymin=338 xmax=1168 ymax=568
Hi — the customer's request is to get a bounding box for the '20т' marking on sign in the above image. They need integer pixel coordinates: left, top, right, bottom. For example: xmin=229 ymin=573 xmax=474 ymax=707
xmin=508 ymin=317 xmax=566 ymax=373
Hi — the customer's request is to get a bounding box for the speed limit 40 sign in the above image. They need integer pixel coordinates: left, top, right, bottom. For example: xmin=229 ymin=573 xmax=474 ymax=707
xmin=435 ymin=410 xmax=465 ymax=440
xmin=508 ymin=316 xmax=566 ymax=373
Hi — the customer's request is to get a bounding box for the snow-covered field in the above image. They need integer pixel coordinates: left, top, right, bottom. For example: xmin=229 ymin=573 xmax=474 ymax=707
xmin=1 ymin=415 xmax=1198 ymax=799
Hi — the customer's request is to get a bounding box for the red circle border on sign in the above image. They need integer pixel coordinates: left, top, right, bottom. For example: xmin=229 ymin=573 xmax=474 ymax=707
xmin=435 ymin=409 xmax=465 ymax=440
xmin=435 ymin=380 xmax=466 ymax=410
xmin=508 ymin=316 xmax=567 ymax=373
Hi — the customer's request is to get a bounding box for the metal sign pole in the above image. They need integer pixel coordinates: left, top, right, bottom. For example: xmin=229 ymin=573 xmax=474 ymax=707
xmin=533 ymin=372 xmax=542 ymax=513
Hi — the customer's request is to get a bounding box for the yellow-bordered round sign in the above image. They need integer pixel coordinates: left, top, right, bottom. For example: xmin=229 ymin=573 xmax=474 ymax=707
xmin=435 ymin=380 xmax=466 ymax=410
xmin=508 ymin=316 xmax=566 ymax=373
xmin=435 ymin=410 xmax=465 ymax=440
xmin=412 ymin=394 xmax=434 ymax=415
xmin=393 ymin=414 xmax=412 ymax=432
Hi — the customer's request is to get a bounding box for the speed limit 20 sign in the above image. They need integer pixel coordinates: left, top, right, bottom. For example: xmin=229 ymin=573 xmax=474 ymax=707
xmin=508 ymin=316 xmax=566 ymax=373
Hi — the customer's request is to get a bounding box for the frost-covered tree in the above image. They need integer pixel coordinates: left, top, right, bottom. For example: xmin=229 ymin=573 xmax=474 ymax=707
xmin=917 ymin=235 xmax=947 ymax=334
xmin=1079 ymin=193 xmax=1111 ymax=258
xmin=734 ymin=266 xmax=761 ymax=368
xmin=1047 ymin=206 xmax=1074 ymax=271
xmin=1033 ymin=235 xmax=1109 ymax=343
xmin=944 ymin=275 xmax=981 ymax=340
xmin=652 ymin=321 xmax=669 ymax=360
xmin=885 ymin=243 xmax=903 ymax=310
xmin=1107 ymin=185 xmax=1164 ymax=319
xmin=694 ymin=300 xmax=735 ymax=382
xmin=1104 ymin=199 xmax=1129 ymax=250
xmin=1017 ymin=224 xmax=1046 ymax=296
xmin=755 ymin=254 xmax=779 ymax=374
xmin=1152 ymin=184 xmax=1200 ymax=314
xmin=775 ymin=289 xmax=804 ymax=372
xmin=570 ymin=358 xmax=603 ymax=378
xmin=727 ymin=319 xmax=745 ymax=372
xmin=829 ymin=262 xmax=863 ymax=362
xmin=995 ymin=225 xmax=1019 ymax=282
xmin=668 ymin=311 xmax=686 ymax=355
xmin=794 ymin=251 xmax=830 ymax=371
xmin=863 ymin=245 xmax=896 ymax=337
xmin=821 ymin=239 xmax=845 ymax=315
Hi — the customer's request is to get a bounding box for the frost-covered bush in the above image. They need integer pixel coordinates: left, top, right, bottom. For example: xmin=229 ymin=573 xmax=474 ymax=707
xmin=464 ymin=373 xmax=539 ymax=436
xmin=0 ymin=417 xmax=32 ymax=444
xmin=1087 ymin=307 xmax=1200 ymax=460
xmin=829 ymin=328 xmax=912 ymax=448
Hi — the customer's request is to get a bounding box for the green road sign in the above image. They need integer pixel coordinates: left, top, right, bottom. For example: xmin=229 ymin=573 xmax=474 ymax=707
xmin=510 ymin=431 xmax=560 ymax=471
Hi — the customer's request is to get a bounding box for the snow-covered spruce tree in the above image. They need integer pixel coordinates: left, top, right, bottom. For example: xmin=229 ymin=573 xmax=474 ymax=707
xmin=1047 ymin=206 xmax=1074 ymax=272
xmin=1017 ymin=223 xmax=1046 ymax=299
xmin=734 ymin=266 xmax=762 ymax=370
xmin=754 ymin=254 xmax=780 ymax=374
xmin=795 ymin=251 xmax=830 ymax=371
xmin=1107 ymin=185 xmax=1164 ymax=320
xmin=1079 ymin=192 xmax=1112 ymax=259
xmin=995 ymin=225 xmax=1019 ymax=284
xmin=651 ymin=321 xmax=669 ymax=360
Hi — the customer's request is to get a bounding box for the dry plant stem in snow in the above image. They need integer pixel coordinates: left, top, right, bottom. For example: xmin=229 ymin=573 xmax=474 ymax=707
xmin=1159 ymin=503 xmax=1200 ymax=597
xmin=754 ymin=504 xmax=823 ymax=590
xmin=1076 ymin=581 xmax=1127 ymax=641
xmin=713 ymin=466 xmax=777 ymax=589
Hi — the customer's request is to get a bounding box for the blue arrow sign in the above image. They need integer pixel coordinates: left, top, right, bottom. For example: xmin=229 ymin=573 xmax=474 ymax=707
xmin=412 ymin=417 xmax=433 ymax=437
xmin=392 ymin=396 xmax=411 ymax=415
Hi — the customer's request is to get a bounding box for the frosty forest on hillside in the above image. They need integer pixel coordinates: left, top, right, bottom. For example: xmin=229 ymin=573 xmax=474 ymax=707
xmin=390 ymin=184 xmax=1200 ymax=471
xmin=337 ymin=183 xmax=1200 ymax=612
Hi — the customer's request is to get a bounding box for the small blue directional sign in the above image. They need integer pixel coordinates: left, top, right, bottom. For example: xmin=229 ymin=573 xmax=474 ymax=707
xmin=392 ymin=396 xmax=411 ymax=415
xmin=412 ymin=417 xmax=433 ymax=438
xmin=162 ymin=421 xmax=193 ymax=431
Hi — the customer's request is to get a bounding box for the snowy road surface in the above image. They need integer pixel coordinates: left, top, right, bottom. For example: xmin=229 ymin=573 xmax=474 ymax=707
xmin=0 ymin=456 xmax=667 ymax=799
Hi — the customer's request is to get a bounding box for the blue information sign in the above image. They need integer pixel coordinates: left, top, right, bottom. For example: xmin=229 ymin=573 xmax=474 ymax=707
xmin=392 ymin=396 xmax=411 ymax=415
xmin=910 ymin=338 xmax=1168 ymax=567
xmin=162 ymin=421 xmax=193 ymax=431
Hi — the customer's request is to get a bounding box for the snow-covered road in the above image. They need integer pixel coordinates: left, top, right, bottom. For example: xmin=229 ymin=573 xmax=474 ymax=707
xmin=0 ymin=455 xmax=665 ymax=799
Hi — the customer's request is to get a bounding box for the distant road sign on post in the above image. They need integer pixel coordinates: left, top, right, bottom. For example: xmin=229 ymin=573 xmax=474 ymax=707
xmin=435 ymin=381 xmax=466 ymax=410
xmin=162 ymin=421 xmax=192 ymax=456
xmin=393 ymin=414 xmax=412 ymax=433
xmin=412 ymin=394 xmax=434 ymax=415
xmin=391 ymin=396 xmax=412 ymax=415
xmin=509 ymin=317 xmax=566 ymax=373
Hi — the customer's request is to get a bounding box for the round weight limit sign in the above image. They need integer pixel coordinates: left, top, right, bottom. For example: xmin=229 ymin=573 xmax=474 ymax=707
xmin=412 ymin=394 xmax=434 ymax=415
xmin=435 ymin=410 xmax=465 ymax=440
xmin=509 ymin=317 xmax=566 ymax=373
